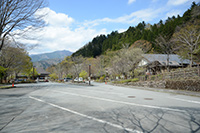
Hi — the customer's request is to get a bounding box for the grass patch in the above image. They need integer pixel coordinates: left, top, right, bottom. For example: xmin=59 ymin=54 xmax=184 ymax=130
xmin=113 ymin=78 xmax=139 ymax=84
xmin=0 ymin=86 xmax=16 ymax=89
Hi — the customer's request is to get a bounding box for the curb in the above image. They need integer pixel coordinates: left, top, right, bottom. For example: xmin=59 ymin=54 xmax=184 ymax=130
xmin=0 ymin=86 xmax=16 ymax=89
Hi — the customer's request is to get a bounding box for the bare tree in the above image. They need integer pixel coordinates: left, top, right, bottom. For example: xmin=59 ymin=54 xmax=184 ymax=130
xmin=173 ymin=22 xmax=200 ymax=67
xmin=155 ymin=34 xmax=174 ymax=72
xmin=0 ymin=0 xmax=47 ymax=51
xmin=70 ymin=56 xmax=84 ymax=79
xmin=56 ymin=63 xmax=65 ymax=79
xmin=111 ymin=48 xmax=143 ymax=78
xmin=96 ymin=55 xmax=105 ymax=77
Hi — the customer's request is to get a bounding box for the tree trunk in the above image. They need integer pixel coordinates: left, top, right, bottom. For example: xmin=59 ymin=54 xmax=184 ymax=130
xmin=167 ymin=54 xmax=170 ymax=72
xmin=190 ymin=52 xmax=193 ymax=67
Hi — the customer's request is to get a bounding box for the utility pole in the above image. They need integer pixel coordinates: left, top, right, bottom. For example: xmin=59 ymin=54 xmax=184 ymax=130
xmin=33 ymin=66 xmax=35 ymax=80
xmin=89 ymin=64 xmax=91 ymax=85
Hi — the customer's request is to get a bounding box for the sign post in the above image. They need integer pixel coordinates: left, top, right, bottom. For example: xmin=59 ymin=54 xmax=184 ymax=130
xmin=89 ymin=64 xmax=91 ymax=85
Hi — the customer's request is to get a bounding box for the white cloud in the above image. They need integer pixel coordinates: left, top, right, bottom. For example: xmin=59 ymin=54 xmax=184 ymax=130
xmin=14 ymin=8 xmax=107 ymax=54
xmin=83 ymin=8 xmax=162 ymax=26
xmin=118 ymin=28 xmax=127 ymax=33
xmin=128 ymin=0 xmax=136 ymax=5
xmin=166 ymin=9 xmax=182 ymax=18
xmin=167 ymin=0 xmax=190 ymax=6
xmin=35 ymin=8 xmax=74 ymax=27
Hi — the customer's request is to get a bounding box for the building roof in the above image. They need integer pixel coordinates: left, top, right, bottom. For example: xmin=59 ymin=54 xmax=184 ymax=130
xmin=142 ymin=54 xmax=190 ymax=65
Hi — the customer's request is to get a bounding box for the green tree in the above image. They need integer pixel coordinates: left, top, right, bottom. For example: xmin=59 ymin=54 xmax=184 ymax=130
xmin=79 ymin=70 xmax=88 ymax=79
xmin=49 ymin=73 xmax=58 ymax=80
xmin=0 ymin=43 xmax=33 ymax=81
xmin=0 ymin=66 xmax=7 ymax=83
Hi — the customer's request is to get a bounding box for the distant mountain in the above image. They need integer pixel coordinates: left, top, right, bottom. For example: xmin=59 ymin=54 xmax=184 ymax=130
xmin=30 ymin=50 xmax=73 ymax=69
xmin=33 ymin=58 xmax=63 ymax=70
xmin=30 ymin=50 xmax=73 ymax=62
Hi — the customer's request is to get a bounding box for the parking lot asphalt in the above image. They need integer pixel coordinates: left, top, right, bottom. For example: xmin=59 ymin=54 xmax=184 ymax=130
xmin=0 ymin=82 xmax=200 ymax=133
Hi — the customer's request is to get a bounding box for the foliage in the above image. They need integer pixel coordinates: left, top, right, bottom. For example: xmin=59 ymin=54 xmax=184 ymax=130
xmin=134 ymin=67 xmax=146 ymax=77
xmin=72 ymin=35 xmax=107 ymax=57
xmin=24 ymin=67 xmax=39 ymax=77
xmin=0 ymin=66 xmax=7 ymax=75
xmin=49 ymin=73 xmax=58 ymax=80
xmin=100 ymin=76 xmax=105 ymax=81
xmin=131 ymin=78 xmax=139 ymax=82
xmin=0 ymin=66 xmax=7 ymax=82
xmin=79 ymin=70 xmax=88 ymax=79
xmin=0 ymin=43 xmax=33 ymax=81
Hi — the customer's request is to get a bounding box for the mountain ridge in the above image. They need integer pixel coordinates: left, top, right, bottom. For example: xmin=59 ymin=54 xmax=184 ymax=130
xmin=30 ymin=50 xmax=73 ymax=62
xmin=30 ymin=50 xmax=73 ymax=70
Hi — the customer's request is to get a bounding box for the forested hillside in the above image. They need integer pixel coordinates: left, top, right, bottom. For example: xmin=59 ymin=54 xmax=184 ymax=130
xmin=72 ymin=2 xmax=200 ymax=57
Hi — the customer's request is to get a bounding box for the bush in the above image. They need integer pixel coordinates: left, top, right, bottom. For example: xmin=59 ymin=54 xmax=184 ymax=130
xmin=100 ymin=76 xmax=105 ymax=81
xmin=112 ymin=78 xmax=139 ymax=84
xmin=134 ymin=68 xmax=146 ymax=77
xmin=131 ymin=78 xmax=139 ymax=82
xmin=49 ymin=73 xmax=58 ymax=80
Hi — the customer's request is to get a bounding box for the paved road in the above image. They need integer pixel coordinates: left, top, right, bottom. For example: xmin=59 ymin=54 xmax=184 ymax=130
xmin=0 ymin=82 xmax=200 ymax=133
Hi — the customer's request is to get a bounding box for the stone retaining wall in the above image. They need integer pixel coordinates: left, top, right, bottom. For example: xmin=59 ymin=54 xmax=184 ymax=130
xmin=129 ymin=80 xmax=166 ymax=89
xmin=165 ymin=80 xmax=200 ymax=91
xmin=128 ymin=79 xmax=200 ymax=92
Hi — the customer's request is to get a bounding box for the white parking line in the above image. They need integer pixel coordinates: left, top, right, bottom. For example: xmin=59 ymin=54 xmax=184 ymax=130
xmin=168 ymin=97 xmax=200 ymax=104
xmin=51 ymin=90 xmax=186 ymax=113
xmin=29 ymin=96 xmax=141 ymax=133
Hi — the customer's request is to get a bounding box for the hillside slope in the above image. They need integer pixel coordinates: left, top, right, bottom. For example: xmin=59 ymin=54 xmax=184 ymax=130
xmin=72 ymin=2 xmax=200 ymax=57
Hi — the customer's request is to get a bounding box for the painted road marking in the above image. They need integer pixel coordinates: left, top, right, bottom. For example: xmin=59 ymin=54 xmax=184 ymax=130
xmin=51 ymin=90 xmax=186 ymax=113
xmin=168 ymin=97 xmax=200 ymax=104
xmin=29 ymin=96 xmax=141 ymax=133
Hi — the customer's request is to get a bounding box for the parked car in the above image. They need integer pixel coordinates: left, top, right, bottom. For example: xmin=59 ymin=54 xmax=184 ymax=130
xmin=74 ymin=77 xmax=84 ymax=82
xmin=38 ymin=77 xmax=49 ymax=82
xmin=64 ymin=78 xmax=72 ymax=82
xmin=58 ymin=78 xmax=64 ymax=82
xmin=14 ymin=79 xmax=24 ymax=83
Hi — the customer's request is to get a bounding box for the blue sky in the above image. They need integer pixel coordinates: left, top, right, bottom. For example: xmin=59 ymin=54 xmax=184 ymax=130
xmin=21 ymin=0 xmax=200 ymax=55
